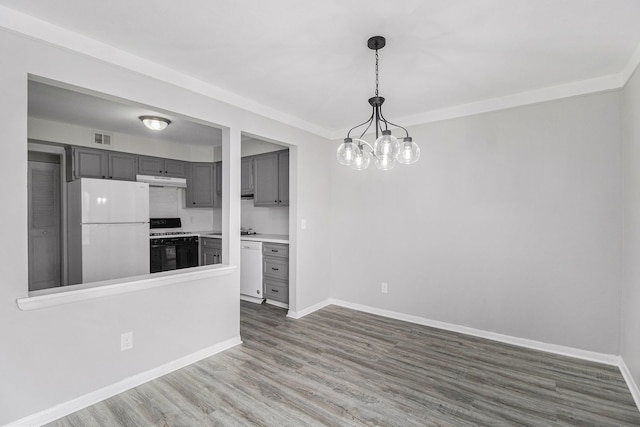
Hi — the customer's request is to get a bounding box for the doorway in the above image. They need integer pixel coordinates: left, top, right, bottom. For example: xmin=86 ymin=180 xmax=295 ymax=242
xmin=28 ymin=151 xmax=62 ymax=291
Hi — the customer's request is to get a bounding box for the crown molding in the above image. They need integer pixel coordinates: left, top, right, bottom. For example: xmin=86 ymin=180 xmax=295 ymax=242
xmin=0 ymin=5 xmax=333 ymax=139
xmin=1 ymin=5 xmax=636 ymax=143
xmin=331 ymin=73 xmax=624 ymax=140
xmin=621 ymin=40 xmax=640 ymax=86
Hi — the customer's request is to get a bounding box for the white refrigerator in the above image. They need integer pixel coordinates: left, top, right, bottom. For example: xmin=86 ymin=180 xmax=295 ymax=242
xmin=68 ymin=178 xmax=150 ymax=285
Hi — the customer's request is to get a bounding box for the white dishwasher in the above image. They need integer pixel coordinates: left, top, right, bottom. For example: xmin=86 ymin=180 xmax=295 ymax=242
xmin=240 ymin=240 xmax=263 ymax=303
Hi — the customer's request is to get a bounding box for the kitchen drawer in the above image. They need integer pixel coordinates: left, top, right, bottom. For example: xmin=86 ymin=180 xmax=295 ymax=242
xmin=263 ymin=243 xmax=288 ymax=258
xmin=263 ymin=257 xmax=288 ymax=280
xmin=201 ymin=237 xmax=221 ymax=249
xmin=264 ymin=277 xmax=288 ymax=303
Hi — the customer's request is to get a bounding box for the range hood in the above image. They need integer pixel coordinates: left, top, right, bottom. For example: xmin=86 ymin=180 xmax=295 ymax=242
xmin=136 ymin=174 xmax=187 ymax=188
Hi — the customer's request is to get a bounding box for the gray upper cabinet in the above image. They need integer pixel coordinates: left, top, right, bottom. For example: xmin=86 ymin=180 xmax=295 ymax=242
xmin=253 ymin=153 xmax=279 ymax=207
xmin=186 ymin=162 xmax=216 ymax=208
xmin=138 ymin=155 xmax=186 ymax=178
xmin=241 ymin=157 xmax=254 ymax=196
xmin=277 ymin=151 xmax=289 ymax=206
xmin=67 ymin=146 xmax=107 ymax=181
xmin=137 ymin=156 xmax=163 ymax=176
xmin=165 ymin=159 xmax=187 ymax=178
xmin=254 ymin=150 xmax=289 ymax=207
xmin=66 ymin=146 xmax=136 ymax=181
xmin=107 ymin=152 xmax=137 ymax=181
xmin=215 ymin=161 xmax=222 ymax=208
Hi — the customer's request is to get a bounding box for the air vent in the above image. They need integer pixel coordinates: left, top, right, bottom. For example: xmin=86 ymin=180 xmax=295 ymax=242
xmin=92 ymin=130 xmax=112 ymax=146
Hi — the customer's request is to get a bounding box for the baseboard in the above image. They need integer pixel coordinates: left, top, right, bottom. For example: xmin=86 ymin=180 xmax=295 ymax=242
xmin=286 ymin=298 xmax=331 ymax=319
xmin=265 ymin=299 xmax=288 ymax=309
xmin=324 ymin=299 xmax=620 ymax=366
xmin=619 ymin=357 xmax=640 ymax=411
xmin=7 ymin=336 xmax=242 ymax=427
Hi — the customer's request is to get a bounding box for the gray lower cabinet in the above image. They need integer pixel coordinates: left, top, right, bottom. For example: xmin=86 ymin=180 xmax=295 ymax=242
xmin=66 ymin=146 xmax=137 ymax=181
xmin=186 ymin=162 xmax=216 ymax=208
xmin=138 ymin=155 xmax=186 ymax=178
xmin=253 ymin=150 xmax=289 ymax=207
xmin=201 ymin=237 xmax=222 ymax=265
xmin=262 ymin=242 xmax=289 ymax=304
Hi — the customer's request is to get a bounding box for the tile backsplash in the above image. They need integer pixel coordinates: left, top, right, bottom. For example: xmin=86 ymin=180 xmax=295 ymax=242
xmin=149 ymin=187 xmax=220 ymax=232
xmin=149 ymin=188 xmax=288 ymax=234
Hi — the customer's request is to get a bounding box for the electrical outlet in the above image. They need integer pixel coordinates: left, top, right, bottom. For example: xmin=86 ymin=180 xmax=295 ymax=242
xmin=121 ymin=331 xmax=133 ymax=351
xmin=381 ymin=282 xmax=388 ymax=294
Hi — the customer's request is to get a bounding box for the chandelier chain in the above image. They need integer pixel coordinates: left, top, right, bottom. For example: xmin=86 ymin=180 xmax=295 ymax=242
xmin=375 ymin=49 xmax=379 ymax=97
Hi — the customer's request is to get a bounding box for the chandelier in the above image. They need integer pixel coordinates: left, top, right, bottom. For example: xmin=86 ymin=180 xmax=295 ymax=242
xmin=337 ymin=36 xmax=420 ymax=171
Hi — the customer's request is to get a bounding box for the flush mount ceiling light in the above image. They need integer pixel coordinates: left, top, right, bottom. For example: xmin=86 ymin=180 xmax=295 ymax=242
xmin=337 ymin=36 xmax=420 ymax=171
xmin=139 ymin=116 xmax=171 ymax=131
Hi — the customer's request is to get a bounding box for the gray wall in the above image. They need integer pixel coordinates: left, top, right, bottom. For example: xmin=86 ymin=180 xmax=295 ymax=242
xmin=329 ymin=91 xmax=623 ymax=354
xmin=0 ymin=28 xmax=331 ymax=424
xmin=622 ymin=66 xmax=640 ymax=387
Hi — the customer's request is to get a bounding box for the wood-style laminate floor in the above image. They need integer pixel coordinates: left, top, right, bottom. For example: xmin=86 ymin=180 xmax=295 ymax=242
xmin=48 ymin=301 xmax=640 ymax=426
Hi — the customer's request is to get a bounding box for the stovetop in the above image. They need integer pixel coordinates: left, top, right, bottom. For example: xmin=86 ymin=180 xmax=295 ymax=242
xmin=150 ymin=231 xmax=196 ymax=236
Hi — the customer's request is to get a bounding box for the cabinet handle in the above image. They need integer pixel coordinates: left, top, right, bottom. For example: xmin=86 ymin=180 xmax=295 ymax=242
xmin=102 ymin=175 xmax=106 ymax=178
xmin=193 ymin=202 xmax=196 ymax=205
xmin=165 ymin=171 xmax=168 ymax=174
xmin=271 ymin=289 xmax=279 ymax=293
xmin=271 ymin=249 xmax=278 ymax=253
xmin=272 ymin=267 xmax=279 ymax=271
xmin=279 ymin=200 xmax=282 ymax=203
xmin=274 ymin=200 xmax=278 ymax=203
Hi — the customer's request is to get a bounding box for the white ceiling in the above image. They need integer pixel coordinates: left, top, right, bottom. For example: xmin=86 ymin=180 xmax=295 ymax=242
xmin=5 ymin=0 xmax=640 ymax=138
xmin=28 ymin=80 xmax=223 ymax=146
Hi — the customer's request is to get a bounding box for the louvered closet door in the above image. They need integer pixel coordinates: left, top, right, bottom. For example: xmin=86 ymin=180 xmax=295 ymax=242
xmin=28 ymin=161 xmax=61 ymax=291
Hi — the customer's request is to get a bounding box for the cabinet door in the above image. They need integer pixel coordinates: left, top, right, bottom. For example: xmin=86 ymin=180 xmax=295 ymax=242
xmin=138 ymin=156 xmax=164 ymax=176
xmin=214 ymin=161 xmax=222 ymax=208
xmin=201 ymin=247 xmax=218 ymax=265
xmin=263 ymin=257 xmax=288 ymax=280
xmin=73 ymin=147 xmax=107 ymax=179
xmin=241 ymin=157 xmax=254 ymax=196
xmin=164 ymin=159 xmax=186 ymax=178
xmin=108 ymin=152 xmax=137 ymax=181
xmin=253 ymin=153 xmax=279 ymax=207
xmin=186 ymin=163 xmax=214 ymax=208
xmin=264 ymin=277 xmax=289 ymax=303
xmin=278 ymin=151 xmax=289 ymax=206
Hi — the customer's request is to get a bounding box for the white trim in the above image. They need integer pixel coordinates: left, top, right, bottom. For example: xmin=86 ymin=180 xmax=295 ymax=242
xmin=6 ymin=336 xmax=242 ymax=427
xmin=622 ymin=40 xmax=640 ymax=86
xmin=0 ymin=5 xmax=635 ymax=141
xmin=294 ymin=298 xmax=620 ymax=366
xmin=286 ymin=298 xmax=331 ymax=319
xmin=17 ymin=265 xmax=237 ymax=310
xmin=0 ymin=6 xmax=332 ymax=139
xmin=331 ymin=74 xmax=623 ymax=139
xmin=619 ymin=357 xmax=640 ymax=411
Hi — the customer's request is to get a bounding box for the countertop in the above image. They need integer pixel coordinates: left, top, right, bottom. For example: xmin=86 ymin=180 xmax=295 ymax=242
xmin=197 ymin=232 xmax=289 ymax=244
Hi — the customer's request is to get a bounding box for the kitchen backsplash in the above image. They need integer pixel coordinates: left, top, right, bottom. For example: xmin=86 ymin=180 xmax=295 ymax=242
xmin=149 ymin=187 xmax=220 ymax=232
xmin=241 ymin=199 xmax=289 ymax=234
xmin=149 ymin=188 xmax=288 ymax=234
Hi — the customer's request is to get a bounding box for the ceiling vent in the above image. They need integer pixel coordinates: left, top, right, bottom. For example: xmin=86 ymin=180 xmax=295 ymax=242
xmin=92 ymin=130 xmax=112 ymax=146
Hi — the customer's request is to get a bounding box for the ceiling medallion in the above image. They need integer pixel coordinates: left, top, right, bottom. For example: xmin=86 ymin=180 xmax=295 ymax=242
xmin=337 ymin=36 xmax=420 ymax=171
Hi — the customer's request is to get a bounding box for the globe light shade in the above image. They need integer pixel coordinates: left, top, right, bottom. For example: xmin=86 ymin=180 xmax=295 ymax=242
xmin=139 ymin=116 xmax=171 ymax=131
xmin=396 ymin=137 xmax=420 ymax=164
xmin=374 ymin=154 xmax=396 ymax=170
xmin=337 ymin=138 xmax=362 ymax=166
xmin=351 ymin=147 xmax=372 ymax=171
xmin=373 ymin=130 xmax=399 ymax=159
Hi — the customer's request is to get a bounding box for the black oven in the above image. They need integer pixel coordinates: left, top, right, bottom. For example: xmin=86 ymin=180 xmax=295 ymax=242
xmin=150 ymin=236 xmax=199 ymax=273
